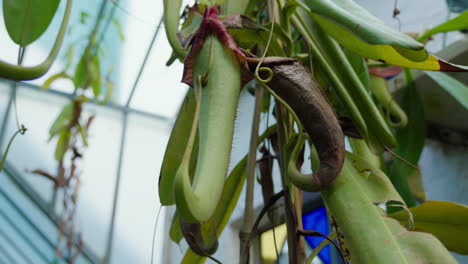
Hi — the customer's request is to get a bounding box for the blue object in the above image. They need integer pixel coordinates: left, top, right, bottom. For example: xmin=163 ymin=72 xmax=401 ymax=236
xmin=302 ymin=207 xmax=331 ymax=264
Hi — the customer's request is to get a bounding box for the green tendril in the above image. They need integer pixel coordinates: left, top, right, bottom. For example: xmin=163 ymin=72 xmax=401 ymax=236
xmin=261 ymin=83 xmax=303 ymax=137
xmin=0 ymin=125 xmax=27 ymax=171
xmin=251 ymin=13 xmax=303 ymax=137
xmin=254 ymin=14 xmax=276 ymax=83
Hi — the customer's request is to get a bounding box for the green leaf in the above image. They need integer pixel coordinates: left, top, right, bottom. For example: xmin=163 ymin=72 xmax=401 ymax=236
xmin=349 ymin=138 xmax=380 ymax=169
xmin=215 ymin=0 xmax=227 ymax=5
xmin=159 ymin=90 xmax=198 ymax=205
xmin=369 ymin=75 xmax=408 ymax=128
xmin=169 ymin=211 xmax=183 ymax=244
xmin=297 ymin=14 xmax=396 ymax=147
xmin=426 ymin=71 xmax=468 ymax=109
xmin=292 ymin=9 xmax=369 ymax=140
xmin=74 ymin=51 xmax=87 ymax=89
xmin=64 ymin=44 xmax=74 ymax=71
xmin=80 ymin=11 xmax=89 ymax=24
xmin=3 ymin=0 xmax=60 ymax=46
xmin=41 ymin=72 xmax=72 ymax=90
xmin=55 ymin=129 xmax=71 ymax=161
xmin=229 ymin=24 xmax=287 ymax=57
xmin=300 ymin=0 xmax=424 ymax=55
xmin=344 ymin=49 xmax=370 ymax=92
xmin=310 ymin=0 xmax=421 ymax=47
xmin=223 ymin=0 xmax=250 ymax=15
xmin=90 ymin=55 xmax=101 ymax=99
xmin=178 ymin=7 xmax=203 ymax=42
xmin=112 ymin=18 xmax=125 ymax=41
xmin=283 ymin=0 xmax=300 ymax=21
xmin=298 ymin=0 xmax=468 ymax=71
xmin=407 ymin=168 xmax=426 ymax=202
xmin=390 ymin=79 xmax=426 ymax=207
xmin=49 ymin=103 xmax=73 ymax=140
xmin=101 ymin=79 xmax=114 ymax=104
xmin=77 ymin=123 xmax=88 ymax=147
xmin=418 ymin=11 xmax=468 ymax=42
xmin=389 ymin=201 xmax=468 ymax=255
xmin=322 ymin=153 xmax=457 ymax=264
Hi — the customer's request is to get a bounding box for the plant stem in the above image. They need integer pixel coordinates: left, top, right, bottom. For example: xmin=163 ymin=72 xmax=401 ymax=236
xmin=274 ymin=102 xmax=304 ymax=264
xmin=239 ymin=83 xmax=264 ymax=263
xmin=294 ymin=187 xmax=307 ymax=262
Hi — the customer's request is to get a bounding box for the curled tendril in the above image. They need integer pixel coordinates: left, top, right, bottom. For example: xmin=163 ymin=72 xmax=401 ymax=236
xmin=0 ymin=125 xmax=27 ymax=171
xmin=255 ymin=67 xmax=274 ymax=83
xmin=253 ymin=12 xmax=275 ymax=83
xmin=250 ymin=14 xmax=304 ymax=137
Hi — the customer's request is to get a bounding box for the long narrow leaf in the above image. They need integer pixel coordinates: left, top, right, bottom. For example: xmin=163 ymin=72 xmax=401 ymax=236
xmin=390 ymin=79 xmax=426 ymax=207
xmin=426 ymin=71 xmax=468 ymax=109
xmin=418 ymin=11 xmax=468 ymax=42
xmin=295 ymin=0 xmax=468 ymax=71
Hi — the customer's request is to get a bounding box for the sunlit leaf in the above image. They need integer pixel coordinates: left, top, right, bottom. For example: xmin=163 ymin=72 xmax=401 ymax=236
xmin=296 ymin=0 xmax=468 ymax=71
xmin=426 ymin=71 xmax=468 ymax=109
xmin=3 ymin=0 xmax=60 ymax=46
xmin=389 ymin=201 xmax=468 ymax=255
xmin=418 ymin=11 xmax=468 ymax=42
